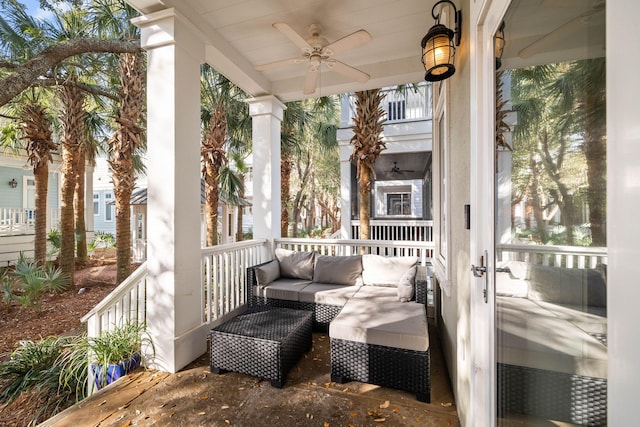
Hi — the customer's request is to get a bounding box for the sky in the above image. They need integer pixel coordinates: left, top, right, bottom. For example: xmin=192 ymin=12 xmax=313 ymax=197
xmin=20 ymin=0 xmax=56 ymax=21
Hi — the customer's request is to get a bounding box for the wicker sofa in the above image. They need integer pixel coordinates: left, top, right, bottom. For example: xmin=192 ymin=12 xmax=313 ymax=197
xmin=247 ymin=248 xmax=430 ymax=402
xmin=495 ymin=260 xmax=607 ymax=425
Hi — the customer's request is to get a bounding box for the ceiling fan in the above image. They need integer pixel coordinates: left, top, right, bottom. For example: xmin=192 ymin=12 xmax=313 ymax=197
xmin=518 ymin=0 xmax=605 ymax=59
xmin=391 ymin=161 xmax=415 ymax=174
xmin=255 ymin=23 xmax=372 ymax=95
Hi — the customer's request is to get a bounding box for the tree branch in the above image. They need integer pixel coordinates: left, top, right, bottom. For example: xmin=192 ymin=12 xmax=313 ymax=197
xmin=34 ymin=78 xmax=119 ymax=101
xmin=0 ymin=38 xmax=141 ymax=107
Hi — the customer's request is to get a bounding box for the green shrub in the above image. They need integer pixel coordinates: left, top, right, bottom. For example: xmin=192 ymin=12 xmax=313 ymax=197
xmin=11 ymin=253 xmax=70 ymax=311
xmin=89 ymin=232 xmax=116 ymax=250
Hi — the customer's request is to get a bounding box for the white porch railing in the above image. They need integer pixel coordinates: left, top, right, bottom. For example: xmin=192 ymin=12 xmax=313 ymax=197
xmin=81 ymin=261 xmax=148 ymax=337
xmin=497 ymin=243 xmax=607 ymax=268
xmin=275 ymin=237 xmax=434 ymax=266
xmin=201 ymin=239 xmax=270 ymax=322
xmin=350 ymin=219 xmax=433 ymax=242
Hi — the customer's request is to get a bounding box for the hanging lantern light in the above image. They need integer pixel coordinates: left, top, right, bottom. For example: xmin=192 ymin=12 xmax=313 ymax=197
xmin=420 ymin=0 xmax=462 ymax=82
xmin=495 ymin=21 xmax=506 ymax=69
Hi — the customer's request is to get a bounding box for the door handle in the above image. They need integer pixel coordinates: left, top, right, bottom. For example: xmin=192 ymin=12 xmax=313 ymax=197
xmin=471 ymin=251 xmax=489 ymax=303
xmin=471 ymin=265 xmax=487 ymax=277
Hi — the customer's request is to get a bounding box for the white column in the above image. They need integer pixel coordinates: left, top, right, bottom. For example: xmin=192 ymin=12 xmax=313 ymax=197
xmin=337 ymin=128 xmax=354 ymax=239
xmin=134 ymin=9 xmax=204 ymax=373
xmin=247 ymin=96 xmax=285 ymax=241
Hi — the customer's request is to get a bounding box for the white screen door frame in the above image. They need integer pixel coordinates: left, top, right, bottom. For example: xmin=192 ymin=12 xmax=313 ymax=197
xmin=469 ymin=0 xmax=510 ymax=425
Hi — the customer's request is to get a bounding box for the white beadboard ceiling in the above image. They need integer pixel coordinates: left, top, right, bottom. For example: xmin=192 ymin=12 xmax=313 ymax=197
xmin=126 ymin=0 xmax=605 ymax=102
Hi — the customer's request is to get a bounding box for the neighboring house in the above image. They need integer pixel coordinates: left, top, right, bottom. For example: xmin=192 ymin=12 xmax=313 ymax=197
xmin=338 ymin=83 xmax=433 ymax=241
xmin=0 ymin=151 xmax=93 ymax=264
xmin=92 ymin=155 xmax=131 ymax=237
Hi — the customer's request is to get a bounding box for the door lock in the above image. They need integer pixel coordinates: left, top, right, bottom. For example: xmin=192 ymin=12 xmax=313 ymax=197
xmin=472 ymin=251 xmax=489 ymax=303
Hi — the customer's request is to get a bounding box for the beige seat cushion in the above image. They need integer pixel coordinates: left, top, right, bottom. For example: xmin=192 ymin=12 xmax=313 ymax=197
xmin=361 ymin=255 xmax=418 ymax=287
xmin=351 ymin=286 xmax=398 ymax=302
xmin=254 ymin=278 xmax=311 ymax=301
xmin=298 ymin=283 xmax=360 ymax=306
xmin=329 ymin=298 xmax=429 ymax=352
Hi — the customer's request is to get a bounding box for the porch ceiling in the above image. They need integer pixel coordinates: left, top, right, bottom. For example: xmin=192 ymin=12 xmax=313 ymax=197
xmin=126 ymin=0 xmax=604 ymax=102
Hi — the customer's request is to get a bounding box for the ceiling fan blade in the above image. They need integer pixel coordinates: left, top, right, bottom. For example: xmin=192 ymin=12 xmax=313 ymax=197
xmin=518 ymin=8 xmax=604 ymax=59
xmin=255 ymin=57 xmax=303 ymax=71
xmin=324 ymin=29 xmax=372 ymax=55
xmin=303 ymin=66 xmax=319 ymax=94
xmin=273 ymin=22 xmax=312 ymax=50
xmin=329 ymin=60 xmax=370 ymax=83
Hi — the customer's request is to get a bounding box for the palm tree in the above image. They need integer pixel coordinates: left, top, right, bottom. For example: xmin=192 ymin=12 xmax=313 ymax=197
xmin=20 ymin=102 xmax=57 ymax=265
xmin=349 ymin=89 xmax=386 ymax=241
xmin=200 ymin=64 xmax=251 ymax=246
xmin=109 ymin=50 xmax=145 ymax=283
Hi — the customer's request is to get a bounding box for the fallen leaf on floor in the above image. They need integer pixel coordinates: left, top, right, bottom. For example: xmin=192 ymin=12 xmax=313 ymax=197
xmin=158 ymin=403 xmax=167 ymax=408
xmin=200 ymin=394 xmax=209 ymax=400
xmin=225 ymin=420 xmax=230 ymax=425
xmin=343 ymin=387 xmax=350 ymax=393
xmin=98 ymin=400 xmax=107 ymax=406
xmin=350 ymin=412 xmax=359 ymax=417
xmin=121 ymin=421 xmax=131 ymax=427
xmin=380 ymin=400 xmax=390 ymax=409
xmin=221 ymin=405 xmax=230 ymax=409
xmin=169 ymin=411 xmax=176 ymax=417
xmin=393 ymin=407 xmax=399 ymax=413
xmin=323 ymin=422 xmax=330 ymax=427
xmin=374 ymin=418 xmax=386 ymax=423
xmin=441 ymin=402 xmax=452 ymax=407
xmin=198 ymin=412 xmax=206 ymax=415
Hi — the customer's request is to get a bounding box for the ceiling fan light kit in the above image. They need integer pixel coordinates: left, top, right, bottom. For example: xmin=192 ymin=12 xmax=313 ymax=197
xmin=256 ymin=22 xmax=372 ymax=95
xmin=421 ymin=0 xmax=462 ymax=82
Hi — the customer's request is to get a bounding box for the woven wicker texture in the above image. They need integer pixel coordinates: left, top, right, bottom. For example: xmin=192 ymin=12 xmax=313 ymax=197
xmin=498 ymin=363 xmax=607 ymax=425
xmin=330 ymin=338 xmax=431 ymax=402
xmin=210 ymin=307 xmax=312 ymax=387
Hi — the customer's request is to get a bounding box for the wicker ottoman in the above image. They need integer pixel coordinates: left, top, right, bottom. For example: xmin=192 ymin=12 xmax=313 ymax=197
xmin=210 ymin=307 xmax=313 ymax=388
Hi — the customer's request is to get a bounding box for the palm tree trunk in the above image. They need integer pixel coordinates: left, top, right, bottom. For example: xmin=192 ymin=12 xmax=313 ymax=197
xmin=34 ymin=163 xmax=49 ymax=265
xmin=281 ymin=153 xmax=292 ymax=236
xmin=74 ymin=147 xmax=88 ymax=264
xmin=358 ymin=170 xmax=371 ymax=241
xmin=59 ymin=84 xmax=85 ymax=283
xmin=205 ymin=163 xmax=220 ymax=246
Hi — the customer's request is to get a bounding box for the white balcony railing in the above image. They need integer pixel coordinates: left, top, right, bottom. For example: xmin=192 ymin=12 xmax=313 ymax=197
xmin=0 ymin=207 xmax=60 ymax=236
xmin=343 ymin=84 xmax=432 ymax=127
xmin=496 ymin=243 xmax=607 ymax=268
xmin=351 ymin=219 xmax=433 ymax=242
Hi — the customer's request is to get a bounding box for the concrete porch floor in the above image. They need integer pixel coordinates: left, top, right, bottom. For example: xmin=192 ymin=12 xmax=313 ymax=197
xmin=42 ymin=322 xmax=459 ymax=427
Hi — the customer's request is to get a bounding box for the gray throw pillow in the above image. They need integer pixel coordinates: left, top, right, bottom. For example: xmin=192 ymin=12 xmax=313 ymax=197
xmin=313 ymin=255 xmax=362 ymax=286
xmin=397 ymin=266 xmax=417 ymax=302
xmin=255 ymin=260 xmax=280 ymax=287
xmin=275 ymin=248 xmax=315 ymax=280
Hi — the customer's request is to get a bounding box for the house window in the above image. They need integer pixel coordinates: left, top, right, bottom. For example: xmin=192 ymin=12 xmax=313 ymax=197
xmin=387 ymin=100 xmax=406 ymax=121
xmin=93 ymin=193 xmax=100 ymax=215
xmin=105 ymin=193 xmax=113 ymax=221
xmin=386 ymin=193 xmax=411 ymax=216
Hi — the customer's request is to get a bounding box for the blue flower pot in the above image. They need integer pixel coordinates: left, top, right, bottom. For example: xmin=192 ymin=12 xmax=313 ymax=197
xmin=92 ymin=352 xmax=141 ymax=389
